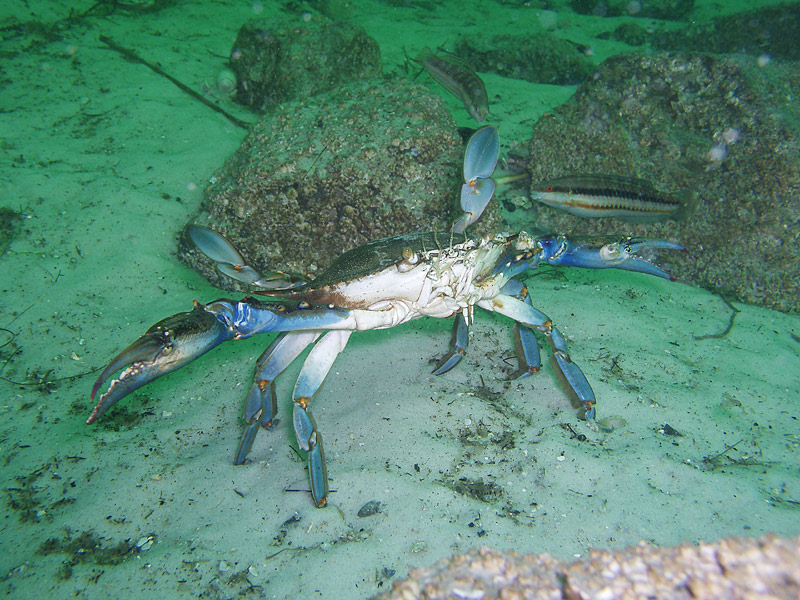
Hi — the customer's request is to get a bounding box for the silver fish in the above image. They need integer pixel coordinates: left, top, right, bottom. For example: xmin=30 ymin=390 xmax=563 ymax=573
xmin=413 ymin=47 xmax=489 ymax=123
xmin=530 ymin=174 xmax=691 ymax=222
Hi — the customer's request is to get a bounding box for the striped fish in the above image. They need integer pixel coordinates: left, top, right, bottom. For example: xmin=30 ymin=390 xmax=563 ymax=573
xmin=530 ymin=174 xmax=691 ymax=222
xmin=412 ymin=47 xmax=489 ymax=123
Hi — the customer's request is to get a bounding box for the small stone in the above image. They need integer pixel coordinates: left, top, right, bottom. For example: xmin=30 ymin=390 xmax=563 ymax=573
xmin=357 ymin=500 xmax=381 ymax=517
xmin=136 ymin=535 xmax=155 ymax=552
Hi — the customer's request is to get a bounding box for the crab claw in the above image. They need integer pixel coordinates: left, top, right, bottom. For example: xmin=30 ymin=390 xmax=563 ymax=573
xmin=453 ymin=177 xmax=496 ymax=234
xmin=188 ymin=225 xmax=308 ymax=290
xmin=87 ymin=302 xmax=232 ymax=424
xmin=540 ymin=235 xmax=685 ymax=280
xmin=462 ymin=125 xmax=499 ymax=184
xmin=453 ymin=126 xmax=500 ymax=234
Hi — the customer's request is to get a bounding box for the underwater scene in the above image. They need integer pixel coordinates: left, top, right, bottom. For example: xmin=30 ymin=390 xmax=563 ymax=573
xmin=1 ymin=0 xmax=799 ymax=597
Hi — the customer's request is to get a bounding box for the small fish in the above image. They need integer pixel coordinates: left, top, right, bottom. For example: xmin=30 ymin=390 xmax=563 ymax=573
xmin=412 ymin=47 xmax=489 ymax=123
xmin=530 ymin=174 xmax=693 ymax=222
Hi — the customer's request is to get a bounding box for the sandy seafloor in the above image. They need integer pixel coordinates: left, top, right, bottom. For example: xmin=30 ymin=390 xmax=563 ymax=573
xmin=1 ymin=0 xmax=799 ymax=598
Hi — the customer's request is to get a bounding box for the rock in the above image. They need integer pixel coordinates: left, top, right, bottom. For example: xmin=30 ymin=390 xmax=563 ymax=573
xmin=610 ymin=22 xmax=650 ymax=46
xmin=604 ymin=4 xmax=800 ymax=59
xmin=181 ymin=80 xmax=499 ymax=290
xmin=569 ymin=0 xmax=694 ymax=20
xmin=521 ymin=52 xmax=800 ymax=313
xmin=229 ymin=17 xmax=381 ymax=112
xmin=372 ymin=534 xmax=800 ymax=600
xmin=652 ymin=3 xmax=800 ymax=60
xmin=357 ymin=500 xmax=382 ymax=518
xmin=454 ymin=33 xmax=595 ymax=86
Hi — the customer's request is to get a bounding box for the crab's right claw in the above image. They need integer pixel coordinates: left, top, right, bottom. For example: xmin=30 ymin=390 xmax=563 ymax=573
xmin=87 ymin=302 xmax=233 ymax=424
xmin=463 ymin=125 xmax=499 ymax=183
xmin=453 ymin=126 xmax=499 ymax=234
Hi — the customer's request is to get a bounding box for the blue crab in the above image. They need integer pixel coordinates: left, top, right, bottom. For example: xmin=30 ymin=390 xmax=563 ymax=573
xmin=88 ymin=127 xmax=683 ymax=507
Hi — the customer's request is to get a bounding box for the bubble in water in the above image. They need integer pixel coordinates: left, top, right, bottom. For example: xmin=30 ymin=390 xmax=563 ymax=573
xmin=708 ymin=144 xmax=727 ymax=163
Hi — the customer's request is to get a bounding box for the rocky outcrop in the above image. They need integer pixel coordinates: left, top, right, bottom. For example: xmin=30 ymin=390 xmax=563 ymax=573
xmin=374 ymin=534 xmax=800 ymax=599
xmin=521 ymin=52 xmax=800 ymax=313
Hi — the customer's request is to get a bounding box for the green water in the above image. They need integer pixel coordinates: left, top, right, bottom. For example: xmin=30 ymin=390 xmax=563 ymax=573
xmin=1 ymin=1 xmax=798 ymax=598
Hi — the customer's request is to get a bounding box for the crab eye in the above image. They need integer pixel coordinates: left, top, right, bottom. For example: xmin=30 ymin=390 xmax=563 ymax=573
xmin=545 ymin=185 xmax=553 ymax=192
xmin=401 ymin=247 xmax=419 ymax=263
xmin=396 ymin=246 xmax=420 ymax=272
xmin=600 ymin=242 xmax=624 ymax=263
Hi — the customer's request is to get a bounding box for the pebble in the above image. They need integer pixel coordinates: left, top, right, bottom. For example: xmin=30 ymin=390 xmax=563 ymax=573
xmin=357 ymin=500 xmax=382 ymax=517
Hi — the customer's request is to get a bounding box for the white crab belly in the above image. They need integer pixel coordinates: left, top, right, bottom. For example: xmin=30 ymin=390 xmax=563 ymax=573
xmin=349 ymin=265 xmax=503 ymax=331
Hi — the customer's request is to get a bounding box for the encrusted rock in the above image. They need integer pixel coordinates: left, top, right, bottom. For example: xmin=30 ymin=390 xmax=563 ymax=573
xmin=610 ymin=4 xmax=800 ymax=57
xmin=569 ymin=0 xmax=694 ymax=20
xmin=229 ymin=17 xmax=381 ymax=112
xmin=521 ymin=52 xmax=800 ymax=313
xmin=652 ymin=3 xmax=800 ymax=60
xmin=373 ymin=535 xmax=800 ymax=599
xmin=454 ymin=33 xmax=595 ymax=86
xmin=182 ymin=80 xmax=499 ymax=290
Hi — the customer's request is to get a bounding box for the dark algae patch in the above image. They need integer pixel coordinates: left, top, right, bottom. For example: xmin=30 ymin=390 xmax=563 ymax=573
xmin=6 ymin=462 xmax=76 ymax=524
xmin=444 ymin=476 xmax=505 ymax=503
xmin=0 ymin=207 xmax=23 ymax=257
xmin=37 ymin=530 xmax=136 ymax=581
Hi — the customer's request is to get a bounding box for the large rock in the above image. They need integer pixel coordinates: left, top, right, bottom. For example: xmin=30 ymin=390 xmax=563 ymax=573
xmin=652 ymin=3 xmax=800 ymax=60
xmin=372 ymin=534 xmax=800 ymax=599
xmin=612 ymin=3 xmax=800 ymax=59
xmin=454 ymin=32 xmax=595 ymax=86
xmin=181 ymin=80 xmax=500 ymax=290
xmin=520 ymin=52 xmax=800 ymax=313
xmin=570 ymin=0 xmax=694 ymax=20
xmin=229 ymin=17 xmax=381 ymax=112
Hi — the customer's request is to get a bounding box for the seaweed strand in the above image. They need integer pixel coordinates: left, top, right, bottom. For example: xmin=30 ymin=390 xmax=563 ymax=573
xmin=98 ymin=35 xmax=251 ymax=130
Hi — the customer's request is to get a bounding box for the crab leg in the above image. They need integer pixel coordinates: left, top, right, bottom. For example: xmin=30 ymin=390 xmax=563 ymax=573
xmin=539 ymin=235 xmax=684 ymax=280
xmin=292 ymin=330 xmax=353 ymax=507
xmin=434 ymin=278 xmax=544 ymax=379
xmin=479 ymin=293 xmax=596 ymax=420
xmin=236 ymin=330 xmax=321 ymax=465
xmin=88 ymin=298 xmax=352 ymax=425
xmin=463 ymin=125 xmax=500 ymax=183
xmin=87 ymin=302 xmax=235 ymax=424
xmin=433 ymin=313 xmax=469 ymax=375
xmin=500 ymin=279 xmax=542 ymax=379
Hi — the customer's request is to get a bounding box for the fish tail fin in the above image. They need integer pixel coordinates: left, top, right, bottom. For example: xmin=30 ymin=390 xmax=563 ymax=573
xmin=671 ymin=190 xmax=699 ymax=221
xmin=407 ymin=47 xmax=433 ymax=81
xmin=494 ymin=171 xmax=531 ymax=188
xmin=402 ymin=45 xmax=411 ymax=67
xmin=412 ymin=47 xmax=435 ymax=64
xmin=413 ymin=42 xmax=451 ymax=63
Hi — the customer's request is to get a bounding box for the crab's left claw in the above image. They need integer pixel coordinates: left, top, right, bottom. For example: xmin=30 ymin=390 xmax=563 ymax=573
xmin=540 ymin=235 xmax=685 ymax=280
xmin=188 ymin=225 xmax=308 ymax=290
xmin=88 ymin=302 xmax=233 ymax=424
